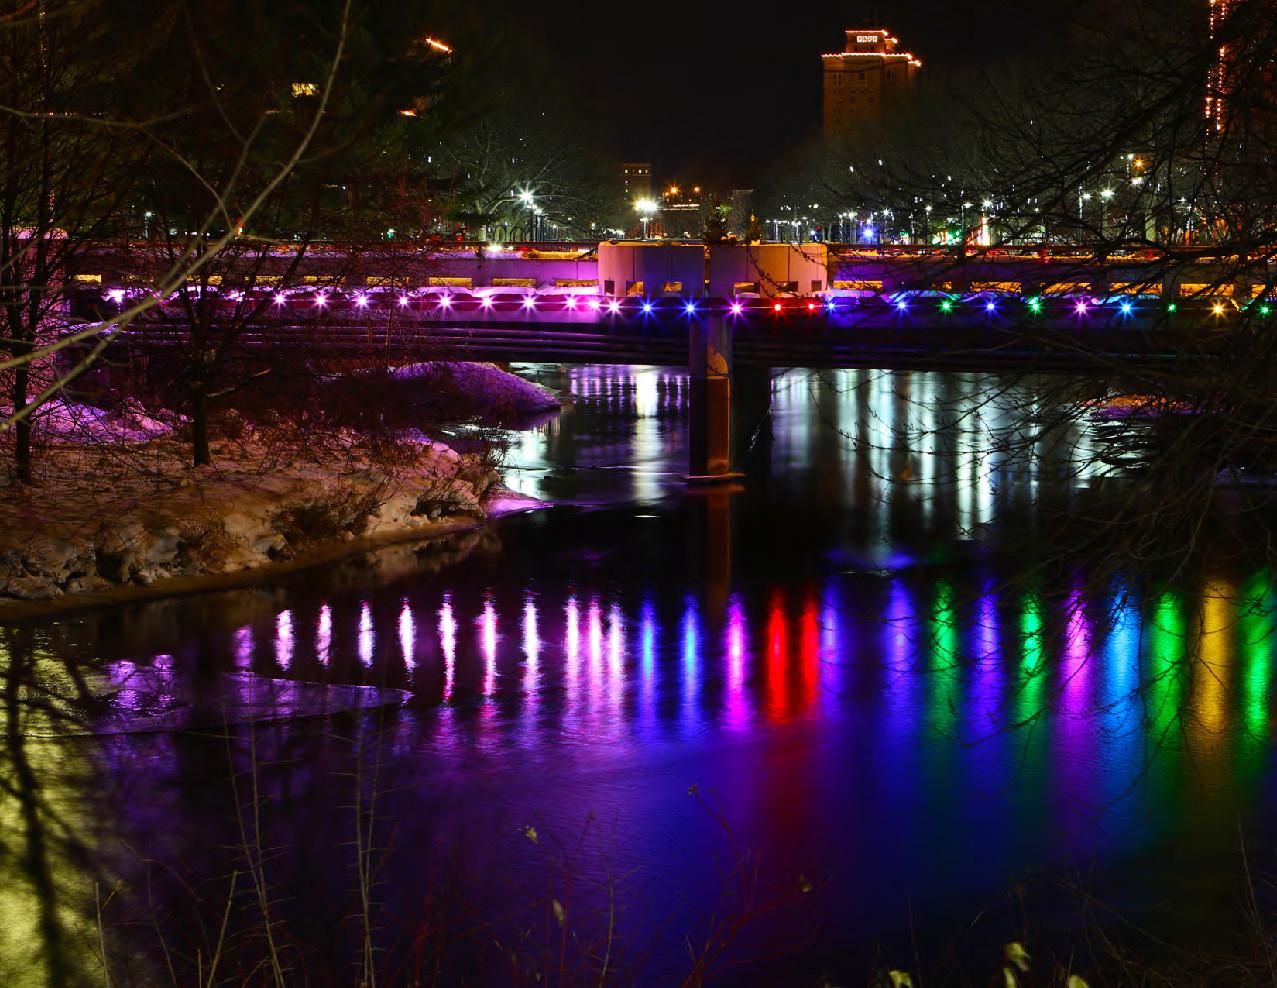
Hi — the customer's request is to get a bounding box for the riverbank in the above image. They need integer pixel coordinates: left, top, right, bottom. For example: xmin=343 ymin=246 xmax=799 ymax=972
xmin=0 ymin=362 xmax=558 ymax=617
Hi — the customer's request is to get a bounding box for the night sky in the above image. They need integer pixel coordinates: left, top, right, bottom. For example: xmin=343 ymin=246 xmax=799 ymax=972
xmin=446 ymin=0 xmax=1067 ymax=187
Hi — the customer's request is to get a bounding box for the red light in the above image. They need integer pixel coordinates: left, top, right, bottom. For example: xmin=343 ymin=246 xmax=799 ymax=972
xmin=774 ymin=302 xmax=782 ymax=312
xmin=806 ymin=302 xmax=815 ymax=311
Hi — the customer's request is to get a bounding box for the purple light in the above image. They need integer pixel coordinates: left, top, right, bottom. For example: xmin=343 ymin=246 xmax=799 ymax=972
xmin=107 ymin=289 xmax=125 ymax=303
xmin=438 ymin=294 xmax=451 ymax=308
xmin=523 ymin=297 xmax=536 ymax=309
xmin=358 ymin=601 xmax=373 ymax=667
xmin=685 ymin=301 xmax=697 ymax=315
xmin=480 ymin=295 xmax=492 ymax=307
xmin=314 ymin=292 xmax=326 ymax=307
xmin=398 ymin=294 xmax=410 ymax=306
xmin=986 ymin=301 xmax=996 ymax=312
xmin=355 ymin=293 xmax=369 ymax=307
xmin=399 ymin=601 xmax=415 ymax=668
xmin=1075 ymin=300 xmax=1088 ymax=314
xmin=608 ymin=300 xmax=621 ymax=313
xmin=439 ymin=593 xmax=456 ymax=700
xmin=565 ymin=295 xmax=578 ymax=309
xmin=642 ymin=302 xmax=654 ymax=314
xmin=896 ymin=300 xmax=908 ymax=311
xmin=274 ymin=293 xmax=287 ymax=305
xmin=587 ymin=298 xmax=601 ymax=310
xmin=730 ymin=302 xmax=743 ymax=315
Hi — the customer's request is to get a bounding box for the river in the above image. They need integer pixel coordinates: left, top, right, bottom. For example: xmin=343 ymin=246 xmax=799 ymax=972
xmin=1 ymin=364 xmax=1274 ymax=986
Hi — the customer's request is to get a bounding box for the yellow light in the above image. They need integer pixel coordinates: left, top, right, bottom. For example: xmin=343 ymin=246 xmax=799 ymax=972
xmin=669 ymin=186 xmax=679 ymax=195
xmin=291 ymin=82 xmax=318 ymax=97
xmin=1213 ymin=303 xmax=1224 ymax=314
xmin=1134 ymin=158 xmax=1144 ymax=167
xmin=423 ymin=36 xmax=452 ymax=53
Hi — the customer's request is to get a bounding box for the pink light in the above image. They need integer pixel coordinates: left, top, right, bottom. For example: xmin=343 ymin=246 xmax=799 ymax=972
xmin=439 ymin=294 xmax=452 ymax=308
xmin=565 ymin=295 xmax=578 ymax=309
xmin=439 ymin=594 xmax=456 ymax=700
xmin=316 ymin=604 xmax=331 ymax=665
xmin=730 ymin=302 xmax=743 ymax=315
xmin=276 ymin=610 xmax=294 ymax=670
xmin=587 ymin=298 xmax=601 ymax=310
xmin=398 ymin=294 xmax=409 ymax=306
xmin=481 ymin=597 xmax=497 ymax=696
xmin=1075 ymin=300 xmax=1088 ymax=314
xmin=399 ymin=600 xmax=415 ymax=668
xmin=107 ymin=289 xmax=125 ymax=303
xmin=355 ymin=293 xmax=369 ymax=307
xmin=523 ymin=297 xmax=536 ymax=309
xmin=314 ymin=292 xmax=326 ymax=307
xmin=274 ymin=293 xmax=286 ymax=305
xmin=358 ymin=601 xmax=374 ymax=667
xmin=607 ymin=300 xmax=620 ymax=313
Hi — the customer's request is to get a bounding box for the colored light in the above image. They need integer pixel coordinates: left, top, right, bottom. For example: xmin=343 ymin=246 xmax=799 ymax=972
xmin=685 ymin=302 xmax=697 ymax=315
xmin=642 ymin=301 xmax=653 ymax=314
xmin=587 ymin=298 xmax=601 ymax=309
xmin=480 ymin=295 xmax=492 ymax=307
xmin=565 ymin=295 xmax=578 ymax=309
xmin=274 ymin=293 xmax=286 ymax=305
xmin=1028 ymin=298 xmax=1041 ymax=312
xmin=523 ymin=297 xmax=535 ymax=308
xmin=1121 ymin=302 xmax=1132 ymax=314
xmin=357 ymin=293 xmax=370 ymax=307
xmin=1168 ymin=302 xmax=1177 ymax=312
xmin=314 ymin=293 xmax=326 ymax=306
xmin=608 ymin=300 xmax=621 ymax=313
xmin=897 ymin=300 xmax=908 ymax=311
xmin=940 ymin=300 xmax=952 ymax=311
xmin=774 ymin=302 xmax=782 ymax=312
xmin=439 ymin=294 xmax=451 ymax=308
xmin=1263 ymin=306 xmax=1271 ymax=315
xmin=107 ymin=289 xmax=124 ymax=303
xmin=1213 ymin=303 xmax=1224 ymax=314
xmin=985 ymin=301 xmax=996 ymax=312
xmin=730 ymin=302 xmax=743 ymax=315
xmin=1075 ymin=301 xmax=1087 ymax=313
xmin=399 ymin=294 xmax=410 ymax=306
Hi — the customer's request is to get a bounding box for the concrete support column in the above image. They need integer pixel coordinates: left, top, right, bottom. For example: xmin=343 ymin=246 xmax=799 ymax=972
xmin=688 ymin=313 xmax=734 ymax=479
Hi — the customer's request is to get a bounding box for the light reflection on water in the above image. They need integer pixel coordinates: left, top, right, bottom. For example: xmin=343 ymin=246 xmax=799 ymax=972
xmin=5 ymin=364 xmax=1277 ymax=985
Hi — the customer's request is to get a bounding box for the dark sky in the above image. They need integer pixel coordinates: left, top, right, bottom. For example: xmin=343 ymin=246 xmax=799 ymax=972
xmin=443 ymin=1 xmax=1067 ymax=187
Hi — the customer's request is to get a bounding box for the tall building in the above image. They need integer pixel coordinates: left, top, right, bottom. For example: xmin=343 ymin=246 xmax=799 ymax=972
xmin=1207 ymin=0 xmax=1232 ymax=127
xmin=620 ymin=162 xmax=652 ymax=204
xmin=822 ymin=29 xmax=921 ymax=141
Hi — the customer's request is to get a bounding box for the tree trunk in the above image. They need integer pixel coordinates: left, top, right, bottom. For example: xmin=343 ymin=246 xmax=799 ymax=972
xmin=13 ymin=362 xmax=29 ymax=485
xmin=191 ymin=375 xmax=210 ymax=467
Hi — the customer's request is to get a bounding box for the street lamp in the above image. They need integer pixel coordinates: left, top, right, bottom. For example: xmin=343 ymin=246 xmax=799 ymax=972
xmin=518 ymin=189 xmax=535 ymax=242
xmin=635 ymin=199 xmax=656 ymax=240
xmin=1100 ymin=188 xmax=1114 ymax=239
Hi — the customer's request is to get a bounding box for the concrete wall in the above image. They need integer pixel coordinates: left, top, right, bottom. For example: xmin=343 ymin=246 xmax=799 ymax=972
xmin=598 ymin=242 xmax=708 ymax=297
xmin=706 ymin=244 xmax=828 ymax=297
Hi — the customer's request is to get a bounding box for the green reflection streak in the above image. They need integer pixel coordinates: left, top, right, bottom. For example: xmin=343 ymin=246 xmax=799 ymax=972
xmin=1018 ymin=590 xmax=1045 ymax=725
xmin=1149 ymin=587 xmax=1185 ymax=745
xmin=929 ymin=580 xmax=959 ymax=734
xmin=1237 ymin=570 xmax=1274 ymax=788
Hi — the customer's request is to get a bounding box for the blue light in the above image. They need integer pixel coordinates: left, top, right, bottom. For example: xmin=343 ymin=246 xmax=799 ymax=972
xmin=896 ymin=300 xmax=908 ymax=311
xmin=685 ymin=301 xmax=697 ymax=315
xmin=985 ymin=301 xmax=996 ymax=312
xmin=642 ymin=302 xmax=653 ymax=314
xmin=1120 ymin=302 xmax=1132 ymax=315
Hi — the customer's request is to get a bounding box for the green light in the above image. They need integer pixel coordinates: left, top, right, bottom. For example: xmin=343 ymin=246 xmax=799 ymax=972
xmin=1168 ymin=303 xmax=1177 ymax=312
xmin=1028 ymin=298 xmax=1041 ymax=312
xmin=940 ymin=300 xmax=952 ymax=312
xmin=1263 ymin=306 xmax=1270 ymax=316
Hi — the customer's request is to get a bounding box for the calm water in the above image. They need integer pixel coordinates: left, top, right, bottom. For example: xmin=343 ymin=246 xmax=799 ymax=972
xmin=3 ymin=366 xmax=1277 ymax=986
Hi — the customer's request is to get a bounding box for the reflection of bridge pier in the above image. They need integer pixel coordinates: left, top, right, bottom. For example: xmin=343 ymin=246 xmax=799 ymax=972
xmin=687 ymin=314 xmax=735 ymax=479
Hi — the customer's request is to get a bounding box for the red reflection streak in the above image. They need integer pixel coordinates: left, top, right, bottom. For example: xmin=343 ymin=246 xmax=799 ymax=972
xmin=276 ymin=610 xmax=293 ymax=671
xmin=800 ymin=597 xmax=820 ymax=712
xmin=481 ymin=597 xmax=498 ymax=697
xmin=439 ymin=594 xmax=456 ymax=701
xmin=767 ymin=591 xmax=789 ymax=721
xmin=399 ymin=601 xmax=415 ymax=670
xmin=316 ymin=605 xmax=331 ymax=667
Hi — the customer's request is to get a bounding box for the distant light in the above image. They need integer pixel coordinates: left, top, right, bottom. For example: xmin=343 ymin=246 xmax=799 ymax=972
xmin=730 ymin=302 xmax=743 ymax=315
xmin=439 ymin=294 xmax=452 ymax=308
xmin=274 ymin=293 xmax=286 ymax=305
xmin=773 ymin=302 xmax=783 ymax=312
xmin=479 ymin=295 xmax=492 ymax=307
xmin=607 ymin=300 xmax=621 ymax=313
xmin=314 ymin=292 xmax=326 ymax=306
xmin=107 ymin=288 xmax=124 ymax=303
xmin=1120 ymin=302 xmax=1132 ymax=314
xmin=1075 ymin=300 xmax=1087 ymax=314
xmin=896 ymin=300 xmax=908 ymax=311
xmin=1213 ymin=303 xmax=1224 ymax=315
xmin=587 ymin=298 xmax=601 ymax=310
xmin=685 ymin=301 xmax=697 ymax=315
xmin=1168 ymin=302 xmax=1177 ymax=312
xmin=565 ymin=295 xmax=578 ymax=309
xmin=1028 ymin=299 xmax=1041 ymax=312
xmin=641 ymin=301 xmax=653 ymax=314
xmin=985 ymin=300 xmax=996 ymax=312
xmin=940 ymin=300 xmax=952 ymax=312
xmin=523 ymin=297 xmax=536 ymax=309
xmin=355 ymin=293 xmax=368 ymax=307
xmin=398 ymin=294 xmax=410 ymax=306
xmin=1263 ymin=305 xmax=1271 ymax=316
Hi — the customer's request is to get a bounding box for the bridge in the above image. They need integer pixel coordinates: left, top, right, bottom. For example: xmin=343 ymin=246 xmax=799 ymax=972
xmin=68 ymin=240 xmax=1266 ymax=479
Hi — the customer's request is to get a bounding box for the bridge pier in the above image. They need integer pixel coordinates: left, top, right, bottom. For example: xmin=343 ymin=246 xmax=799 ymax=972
xmin=687 ymin=314 xmax=738 ymax=480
